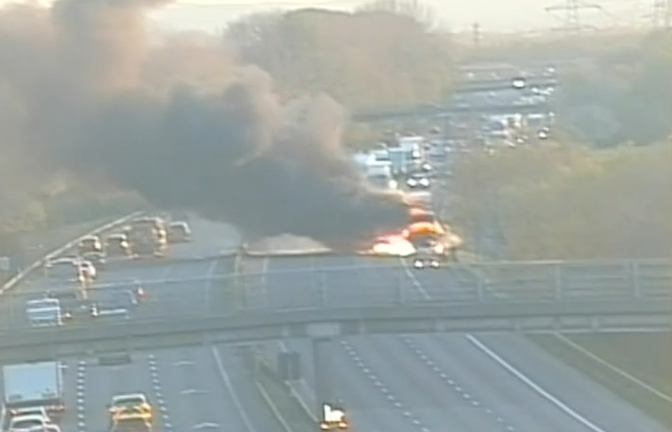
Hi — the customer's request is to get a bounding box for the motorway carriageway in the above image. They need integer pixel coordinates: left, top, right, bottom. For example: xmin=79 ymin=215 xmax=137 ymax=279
xmin=3 ymin=215 xmax=669 ymax=432
xmin=0 ymin=217 xmax=285 ymax=432
xmin=243 ymin=254 xmax=670 ymax=432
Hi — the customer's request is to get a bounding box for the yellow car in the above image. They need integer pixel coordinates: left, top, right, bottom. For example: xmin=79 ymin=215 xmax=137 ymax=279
xmin=108 ymin=393 xmax=152 ymax=423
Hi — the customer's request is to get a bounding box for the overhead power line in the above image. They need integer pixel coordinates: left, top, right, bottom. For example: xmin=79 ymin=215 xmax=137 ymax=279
xmin=545 ymin=0 xmax=603 ymax=34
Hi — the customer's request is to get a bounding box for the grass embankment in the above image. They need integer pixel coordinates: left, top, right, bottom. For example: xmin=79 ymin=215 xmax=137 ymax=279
xmin=531 ymin=332 xmax=672 ymax=429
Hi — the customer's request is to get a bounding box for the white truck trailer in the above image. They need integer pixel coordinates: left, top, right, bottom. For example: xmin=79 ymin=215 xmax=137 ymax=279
xmin=2 ymin=362 xmax=65 ymax=417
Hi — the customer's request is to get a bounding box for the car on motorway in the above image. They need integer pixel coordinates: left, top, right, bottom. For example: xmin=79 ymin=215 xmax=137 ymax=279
xmin=108 ymin=394 xmax=152 ymax=426
xmin=8 ymin=414 xmax=50 ymax=432
xmin=7 ymin=407 xmax=50 ymax=421
xmin=106 ymin=233 xmax=130 ymax=256
xmin=43 ymin=289 xmax=87 ymax=321
xmin=406 ymin=173 xmax=430 ymax=189
xmin=166 ymin=221 xmax=191 ymax=243
xmin=412 ymin=245 xmax=441 ymax=269
xmin=110 ymin=415 xmax=151 ymax=432
xmin=81 ymin=251 xmax=107 ymax=270
xmin=77 ymin=235 xmax=102 ymax=255
xmin=75 ymin=259 xmax=97 ymax=284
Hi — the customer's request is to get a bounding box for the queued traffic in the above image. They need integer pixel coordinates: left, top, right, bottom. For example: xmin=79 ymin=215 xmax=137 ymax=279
xmin=1 ymin=359 xmax=155 ymax=432
xmin=25 ymin=215 xmax=192 ymax=328
xmin=354 ymin=132 xmax=463 ymax=269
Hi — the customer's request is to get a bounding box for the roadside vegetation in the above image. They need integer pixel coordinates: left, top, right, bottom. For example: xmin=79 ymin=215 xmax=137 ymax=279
xmin=450 ymin=140 xmax=672 ymax=427
xmin=466 ymin=29 xmax=671 ymax=147
xmin=451 ymin=142 xmax=672 ymax=260
xmin=226 ymin=0 xmax=455 ymax=111
xmin=530 ymin=333 xmax=672 ymax=429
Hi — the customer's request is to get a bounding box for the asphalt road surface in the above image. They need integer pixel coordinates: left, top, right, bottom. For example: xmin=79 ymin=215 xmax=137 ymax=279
xmin=0 ymin=217 xmax=284 ymax=432
xmin=3 ymin=214 xmax=668 ymax=432
xmin=252 ymin=253 xmax=669 ymax=432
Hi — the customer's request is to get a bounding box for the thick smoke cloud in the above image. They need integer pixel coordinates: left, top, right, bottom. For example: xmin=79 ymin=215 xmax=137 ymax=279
xmin=0 ymin=0 xmax=410 ymax=248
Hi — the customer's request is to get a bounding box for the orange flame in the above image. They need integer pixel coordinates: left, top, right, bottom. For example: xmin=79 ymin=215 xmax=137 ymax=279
xmin=360 ymin=234 xmax=416 ymax=257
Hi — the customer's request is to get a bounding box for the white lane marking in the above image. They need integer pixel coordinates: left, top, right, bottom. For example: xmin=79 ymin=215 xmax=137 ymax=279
xmin=554 ymin=334 xmax=672 ymax=402
xmin=400 ymin=336 xmax=516 ymax=432
xmin=466 ymin=335 xmax=608 ymax=432
xmin=211 ymin=346 xmax=257 ymax=432
xmin=147 ymin=353 xmax=174 ymax=432
xmin=401 ymin=261 xmax=430 ymax=298
xmin=339 ymin=340 xmax=430 ymax=432
xmin=204 ymin=259 xmax=218 ymax=309
xmin=464 ymin=255 xmax=672 ymax=402
xmin=403 ymin=259 xmax=608 ymax=432
xmin=193 ymin=422 xmax=220 ymax=429
xmin=173 ymin=360 xmax=195 ymax=367
xmin=76 ymin=360 xmax=87 ymax=432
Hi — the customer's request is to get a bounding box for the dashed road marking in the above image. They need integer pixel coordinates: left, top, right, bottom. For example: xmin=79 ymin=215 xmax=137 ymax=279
xmin=146 ymin=354 xmax=173 ymax=432
xmin=400 ymin=336 xmax=517 ymax=432
xmin=76 ymin=360 xmax=87 ymax=432
xmin=339 ymin=340 xmax=430 ymax=432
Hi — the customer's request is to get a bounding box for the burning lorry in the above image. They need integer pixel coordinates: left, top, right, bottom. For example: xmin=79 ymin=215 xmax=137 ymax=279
xmin=404 ymin=208 xmax=463 ymax=262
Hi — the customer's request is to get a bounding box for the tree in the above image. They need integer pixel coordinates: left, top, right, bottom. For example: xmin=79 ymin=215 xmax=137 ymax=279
xmin=554 ymin=31 xmax=671 ymax=146
xmin=225 ymin=1 xmax=455 ymax=111
xmin=450 ymin=142 xmax=672 ymax=260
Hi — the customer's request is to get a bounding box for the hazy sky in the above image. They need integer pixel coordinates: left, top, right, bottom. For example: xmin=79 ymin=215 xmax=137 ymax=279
xmin=0 ymin=0 xmax=651 ymax=33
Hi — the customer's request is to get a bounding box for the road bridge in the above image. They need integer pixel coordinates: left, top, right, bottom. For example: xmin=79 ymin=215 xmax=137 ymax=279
xmin=1 ymin=290 xmax=669 ymax=362
xmin=352 ymin=101 xmax=548 ymax=122
xmin=5 ymin=221 xmax=671 ymax=432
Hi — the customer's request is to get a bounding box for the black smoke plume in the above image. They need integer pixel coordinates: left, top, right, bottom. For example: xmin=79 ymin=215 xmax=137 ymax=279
xmin=0 ymin=0 xmax=410 ymax=248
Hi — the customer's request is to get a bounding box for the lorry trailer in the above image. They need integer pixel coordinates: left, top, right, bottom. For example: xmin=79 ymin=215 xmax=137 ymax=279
xmin=2 ymin=362 xmax=65 ymax=418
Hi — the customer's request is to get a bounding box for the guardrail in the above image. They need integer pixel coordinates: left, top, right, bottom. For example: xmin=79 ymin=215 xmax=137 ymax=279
xmin=1 ymin=259 xmax=669 ymax=331
xmin=0 ymin=211 xmax=143 ymax=297
xmin=1 ymin=299 xmax=669 ymax=362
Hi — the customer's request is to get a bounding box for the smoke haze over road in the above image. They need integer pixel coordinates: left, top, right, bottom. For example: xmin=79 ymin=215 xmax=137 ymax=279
xmin=0 ymin=0 xmax=411 ymax=248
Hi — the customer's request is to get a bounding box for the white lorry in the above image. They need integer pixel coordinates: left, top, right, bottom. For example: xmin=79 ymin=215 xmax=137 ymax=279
xmin=365 ymin=161 xmax=397 ymax=190
xmin=2 ymin=362 xmax=65 ymax=422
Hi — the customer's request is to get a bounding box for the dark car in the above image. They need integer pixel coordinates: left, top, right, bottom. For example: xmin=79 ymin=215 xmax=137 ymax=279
xmin=106 ymin=233 xmax=130 ymax=256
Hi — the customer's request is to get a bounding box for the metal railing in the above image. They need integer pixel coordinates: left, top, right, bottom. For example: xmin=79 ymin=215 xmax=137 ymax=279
xmin=1 ymin=259 xmax=668 ymax=331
